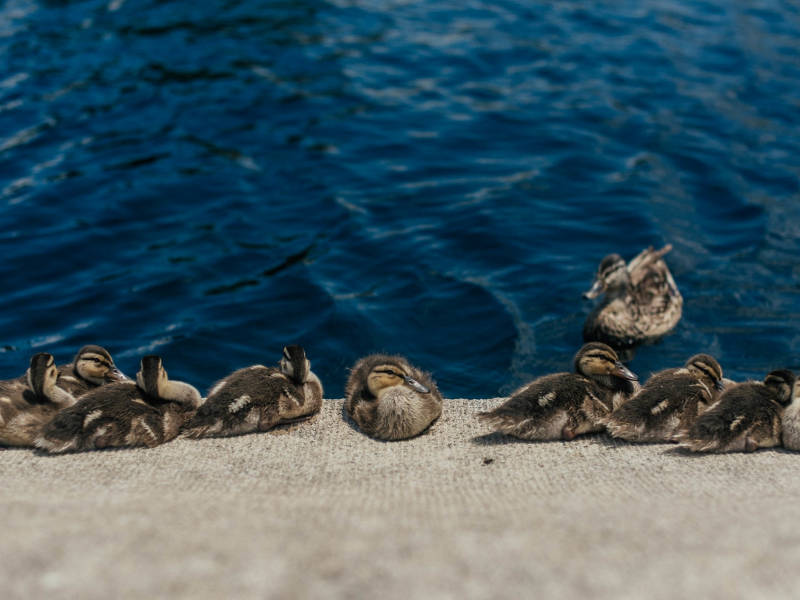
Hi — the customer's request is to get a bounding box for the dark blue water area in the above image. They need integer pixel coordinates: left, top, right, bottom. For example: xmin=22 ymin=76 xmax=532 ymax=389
xmin=1 ymin=0 xmax=800 ymax=398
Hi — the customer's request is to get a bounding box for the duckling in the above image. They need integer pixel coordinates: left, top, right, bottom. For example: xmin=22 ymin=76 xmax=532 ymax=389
xmin=478 ymin=343 xmax=639 ymax=441
xmin=345 ymin=354 xmax=442 ymax=441
xmin=36 ymin=355 xmax=201 ymax=453
xmin=184 ymin=345 xmax=323 ymax=439
xmin=53 ymin=345 xmax=127 ymax=397
xmin=583 ymin=245 xmax=682 ymax=348
xmin=677 ymin=369 xmax=795 ymax=453
xmin=0 ymin=353 xmax=78 ymax=447
xmin=604 ymin=354 xmax=724 ymax=443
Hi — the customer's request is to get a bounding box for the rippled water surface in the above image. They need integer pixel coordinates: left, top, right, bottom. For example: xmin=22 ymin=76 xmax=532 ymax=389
xmin=2 ymin=0 xmax=800 ymax=397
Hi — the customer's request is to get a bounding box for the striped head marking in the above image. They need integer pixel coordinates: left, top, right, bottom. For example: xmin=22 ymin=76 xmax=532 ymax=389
xmin=280 ymin=345 xmax=310 ymax=383
xmin=367 ymin=363 xmax=430 ymax=397
xmin=27 ymin=353 xmax=57 ymax=397
xmin=583 ymin=254 xmax=628 ymax=299
xmin=137 ymin=355 xmax=164 ymax=398
xmin=575 ymin=343 xmax=638 ymax=381
xmin=75 ymin=345 xmax=127 ymax=384
xmin=764 ymin=369 xmax=795 ymax=405
xmin=685 ymin=354 xmax=724 ymax=392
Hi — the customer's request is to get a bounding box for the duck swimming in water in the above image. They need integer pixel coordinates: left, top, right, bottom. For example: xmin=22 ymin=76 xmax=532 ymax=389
xmin=345 ymin=354 xmax=442 ymax=441
xmin=583 ymin=245 xmax=682 ymax=349
xmin=478 ymin=343 xmax=639 ymax=441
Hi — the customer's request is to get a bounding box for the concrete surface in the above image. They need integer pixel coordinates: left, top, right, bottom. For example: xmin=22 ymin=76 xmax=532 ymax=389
xmin=1 ymin=399 xmax=799 ymax=599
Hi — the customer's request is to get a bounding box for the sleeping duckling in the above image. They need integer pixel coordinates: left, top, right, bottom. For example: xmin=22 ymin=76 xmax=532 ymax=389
xmin=478 ymin=343 xmax=639 ymax=441
xmin=184 ymin=345 xmax=323 ymax=439
xmin=604 ymin=354 xmax=724 ymax=443
xmin=0 ymin=353 xmax=78 ymax=447
xmin=345 ymin=354 xmax=442 ymax=441
xmin=583 ymin=245 xmax=682 ymax=348
xmin=36 ymin=355 xmax=201 ymax=453
xmin=678 ymin=369 xmax=794 ymax=453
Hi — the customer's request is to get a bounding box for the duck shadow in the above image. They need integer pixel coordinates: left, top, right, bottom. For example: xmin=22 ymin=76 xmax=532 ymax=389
xmin=470 ymin=431 xmax=581 ymax=447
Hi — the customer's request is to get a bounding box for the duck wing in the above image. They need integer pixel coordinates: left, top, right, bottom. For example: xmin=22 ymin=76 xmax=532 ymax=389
xmin=626 ymin=245 xmax=682 ymax=336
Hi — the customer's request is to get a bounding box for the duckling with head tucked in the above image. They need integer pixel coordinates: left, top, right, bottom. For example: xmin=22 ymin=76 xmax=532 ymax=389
xmin=184 ymin=345 xmax=323 ymax=439
xmin=605 ymin=354 xmax=724 ymax=443
xmin=0 ymin=353 xmax=79 ymax=447
xmin=36 ymin=355 xmax=201 ymax=453
xmin=583 ymin=245 xmax=682 ymax=348
xmin=678 ymin=369 xmax=795 ymax=453
xmin=478 ymin=343 xmax=639 ymax=441
xmin=345 ymin=355 xmax=442 ymax=441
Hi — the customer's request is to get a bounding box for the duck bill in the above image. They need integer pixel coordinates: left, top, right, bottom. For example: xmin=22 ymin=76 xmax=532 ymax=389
xmin=403 ymin=376 xmax=430 ymax=394
xmin=582 ymin=279 xmax=606 ymax=300
xmin=105 ymin=367 xmax=128 ymax=382
xmin=715 ymin=380 xmax=725 ymax=392
xmin=611 ymin=362 xmax=638 ymax=381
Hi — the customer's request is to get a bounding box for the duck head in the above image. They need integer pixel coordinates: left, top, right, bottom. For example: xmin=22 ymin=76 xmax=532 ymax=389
xmin=574 ymin=342 xmax=638 ymax=383
xmin=137 ymin=355 xmax=165 ymax=397
xmin=764 ymin=369 xmax=795 ymax=405
xmin=27 ymin=353 xmax=58 ymax=398
xmin=280 ymin=345 xmax=311 ymax=384
xmin=74 ymin=345 xmax=127 ymax=385
xmin=685 ymin=354 xmax=724 ymax=392
xmin=583 ymin=254 xmax=629 ymax=299
xmin=367 ymin=362 xmax=430 ymax=398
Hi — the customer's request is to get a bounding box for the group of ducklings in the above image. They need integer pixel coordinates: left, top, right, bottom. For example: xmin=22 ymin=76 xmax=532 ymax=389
xmin=1 ymin=244 xmax=794 ymax=454
xmin=0 ymin=344 xmax=441 ymax=452
xmin=481 ymin=342 xmax=800 ymax=453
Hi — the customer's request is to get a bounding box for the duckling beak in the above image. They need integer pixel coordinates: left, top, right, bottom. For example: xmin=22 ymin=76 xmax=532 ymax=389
xmin=715 ymin=380 xmax=725 ymax=392
xmin=403 ymin=375 xmax=430 ymax=394
xmin=611 ymin=362 xmax=638 ymax=381
xmin=105 ymin=367 xmax=128 ymax=382
xmin=582 ymin=279 xmax=606 ymax=300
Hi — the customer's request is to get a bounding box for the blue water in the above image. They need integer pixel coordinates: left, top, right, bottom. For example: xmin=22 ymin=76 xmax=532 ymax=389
xmin=1 ymin=0 xmax=800 ymax=398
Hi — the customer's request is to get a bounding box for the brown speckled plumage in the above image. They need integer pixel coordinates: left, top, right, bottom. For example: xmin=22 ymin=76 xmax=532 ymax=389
xmin=583 ymin=245 xmax=682 ymax=348
xmin=678 ymin=370 xmax=794 ymax=453
xmin=478 ymin=343 xmax=639 ymax=441
xmin=605 ymin=354 xmax=724 ymax=443
xmin=36 ymin=355 xmax=201 ymax=453
xmin=345 ymin=354 xmax=442 ymax=441
xmin=184 ymin=345 xmax=323 ymax=439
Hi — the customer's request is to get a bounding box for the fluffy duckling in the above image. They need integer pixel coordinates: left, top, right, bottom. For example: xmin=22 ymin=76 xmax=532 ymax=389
xmin=0 ymin=353 xmax=78 ymax=447
xmin=782 ymin=380 xmax=800 ymax=451
xmin=583 ymin=245 xmax=682 ymax=348
xmin=345 ymin=354 xmax=442 ymax=441
xmin=52 ymin=345 xmax=127 ymax=396
xmin=478 ymin=343 xmax=639 ymax=441
xmin=36 ymin=355 xmax=201 ymax=453
xmin=678 ymin=370 xmax=795 ymax=453
xmin=604 ymin=354 xmax=724 ymax=443
xmin=184 ymin=345 xmax=323 ymax=439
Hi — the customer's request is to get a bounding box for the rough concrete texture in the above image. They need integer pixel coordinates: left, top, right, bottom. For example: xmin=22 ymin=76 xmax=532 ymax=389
xmin=1 ymin=399 xmax=799 ymax=600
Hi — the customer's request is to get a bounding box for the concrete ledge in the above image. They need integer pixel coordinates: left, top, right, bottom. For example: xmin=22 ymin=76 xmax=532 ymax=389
xmin=1 ymin=399 xmax=799 ymax=599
